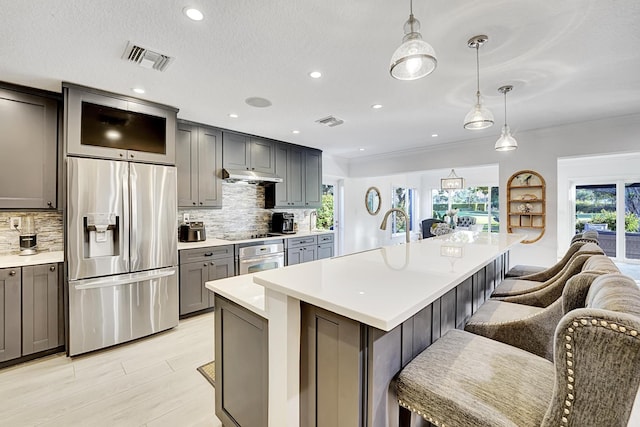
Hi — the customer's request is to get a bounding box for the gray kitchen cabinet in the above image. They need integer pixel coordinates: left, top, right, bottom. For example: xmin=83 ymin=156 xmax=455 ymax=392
xmin=0 ymin=268 xmax=21 ymax=362
xmin=304 ymin=149 xmax=323 ymax=208
xmin=222 ymin=132 xmax=275 ymax=174
xmin=266 ymin=145 xmax=322 ymax=208
xmin=22 ymin=263 xmax=60 ymax=355
xmin=179 ymin=246 xmax=234 ymax=316
xmin=0 ymin=84 xmax=58 ymax=209
xmin=177 ymin=121 xmax=223 ymax=208
xmin=286 ymin=235 xmax=318 ymax=266
xmin=316 ymin=233 xmax=334 ymax=260
xmin=215 ymin=295 xmax=268 ymax=427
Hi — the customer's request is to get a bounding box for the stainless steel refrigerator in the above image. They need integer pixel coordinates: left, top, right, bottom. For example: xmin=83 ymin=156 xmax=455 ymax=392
xmin=67 ymin=157 xmax=178 ymax=356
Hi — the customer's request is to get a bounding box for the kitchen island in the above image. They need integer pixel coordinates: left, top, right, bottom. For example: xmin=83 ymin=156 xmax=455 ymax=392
xmin=207 ymin=231 xmax=524 ymax=427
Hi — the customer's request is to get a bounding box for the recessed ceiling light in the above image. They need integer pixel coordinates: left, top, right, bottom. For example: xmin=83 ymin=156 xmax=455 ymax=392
xmin=183 ymin=7 xmax=204 ymax=21
xmin=228 ymin=113 xmax=238 ymax=118
xmin=371 ymin=104 xmax=383 ymax=109
xmin=309 ymin=71 xmax=322 ymax=79
xmin=132 ymin=87 xmax=145 ymax=94
xmin=359 ymin=148 xmax=365 ymax=151
xmin=431 ymin=133 xmax=438 ymax=137
xmin=292 ymin=130 xmax=300 ymax=134
xmin=245 ymin=97 xmax=272 ymax=108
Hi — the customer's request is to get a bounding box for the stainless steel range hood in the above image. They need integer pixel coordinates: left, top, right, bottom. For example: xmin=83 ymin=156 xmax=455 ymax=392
xmin=222 ymin=168 xmax=283 ymax=183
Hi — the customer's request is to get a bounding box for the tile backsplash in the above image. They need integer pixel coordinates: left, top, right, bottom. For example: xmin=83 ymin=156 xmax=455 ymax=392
xmin=0 ymin=183 xmax=315 ymax=256
xmin=179 ymin=182 xmax=315 ymax=239
xmin=0 ymin=211 xmax=64 ymax=255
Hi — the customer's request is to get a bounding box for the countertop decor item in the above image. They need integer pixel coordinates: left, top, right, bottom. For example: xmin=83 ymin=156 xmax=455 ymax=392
xmin=365 ymin=186 xmax=381 ymax=215
xmin=389 ymin=0 xmax=437 ymax=80
xmin=463 ymin=35 xmax=494 ymax=130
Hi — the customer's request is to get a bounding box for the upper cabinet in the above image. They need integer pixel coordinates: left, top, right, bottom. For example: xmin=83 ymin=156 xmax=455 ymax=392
xmin=0 ymin=84 xmax=58 ymax=209
xmin=222 ymin=132 xmax=275 ymax=174
xmin=176 ymin=121 xmax=223 ymax=208
xmin=63 ymin=83 xmax=178 ymax=165
xmin=266 ymin=143 xmax=322 ymax=209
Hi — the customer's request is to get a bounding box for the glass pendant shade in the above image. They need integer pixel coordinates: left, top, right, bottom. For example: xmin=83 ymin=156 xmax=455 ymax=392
xmin=463 ymin=93 xmax=494 ymax=130
xmin=390 ymin=12 xmax=437 ymax=80
xmin=494 ymin=85 xmax=518 ymax=151
xmin=463 ymin=35 xmax=493 ymax=130
xmin=495 ymin=124 xmax=518 ymax=151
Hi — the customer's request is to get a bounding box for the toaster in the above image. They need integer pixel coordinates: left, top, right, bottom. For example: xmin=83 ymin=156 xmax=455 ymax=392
xmin=179 ymin=222 xmax=207 ymax=242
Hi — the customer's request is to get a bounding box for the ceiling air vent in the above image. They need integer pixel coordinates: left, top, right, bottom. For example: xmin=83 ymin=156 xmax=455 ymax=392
xmin=316 ymin=115 xmax=344 ymax=127
xmin=122 ymin=41 xmax=174 ymax=72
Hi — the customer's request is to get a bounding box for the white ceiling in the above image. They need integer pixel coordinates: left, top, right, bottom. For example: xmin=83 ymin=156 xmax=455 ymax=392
xmin=1 ymin=0 xmax=639 ymax=159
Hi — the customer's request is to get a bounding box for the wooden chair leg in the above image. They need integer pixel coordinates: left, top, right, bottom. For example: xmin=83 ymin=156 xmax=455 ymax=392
xmin=399 ymin=405 xmax=412 ymax=427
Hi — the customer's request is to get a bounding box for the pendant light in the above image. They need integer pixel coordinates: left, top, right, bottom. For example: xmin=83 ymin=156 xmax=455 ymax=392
xmin=463 ymin=35 xmax=494 ymax=130
xmin=441 ymin=169 xmax=464 ymax=190
xmin=389 ymin=0 xmax=437 ymax=81
xmin=494 ymin=85 xmax=518 ymax=151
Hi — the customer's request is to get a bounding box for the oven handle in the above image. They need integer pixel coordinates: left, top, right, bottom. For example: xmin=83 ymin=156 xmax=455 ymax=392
xmin=239 ymin=253 xmax=284 ymax=265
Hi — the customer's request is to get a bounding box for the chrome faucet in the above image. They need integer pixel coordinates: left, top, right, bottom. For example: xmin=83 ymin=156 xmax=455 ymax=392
xmin=379 ymin=208 xmax=410 ymax=243
xmin=309 ymin=210 xmax=317 ymax=232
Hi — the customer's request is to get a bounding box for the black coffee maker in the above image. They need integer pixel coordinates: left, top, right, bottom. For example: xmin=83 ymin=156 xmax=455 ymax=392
xmin=272 ymin=212 xmax=295 ymax=234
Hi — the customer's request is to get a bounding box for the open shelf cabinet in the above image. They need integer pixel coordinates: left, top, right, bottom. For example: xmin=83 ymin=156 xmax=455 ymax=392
xmin=507 ymin=170 xmax=546 ymax=244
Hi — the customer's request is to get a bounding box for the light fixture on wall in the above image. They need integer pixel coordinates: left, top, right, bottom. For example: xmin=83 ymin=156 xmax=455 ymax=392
xmin=441 ymin=169 xmax=464 ymax=190
xmin=494 ymin=85 xmax=518 ymax=151
xmin=463 ymin=35 xmax=494 ymax=130
xmin=389 ymin=0 xmax=437 ymax=81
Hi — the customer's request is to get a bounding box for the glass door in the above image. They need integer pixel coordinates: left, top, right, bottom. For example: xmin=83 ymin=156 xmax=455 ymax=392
xmin=575 ymin=182 xmax=640 ymax=261
xmin=624 ymin=183 xmax=640 ymax=261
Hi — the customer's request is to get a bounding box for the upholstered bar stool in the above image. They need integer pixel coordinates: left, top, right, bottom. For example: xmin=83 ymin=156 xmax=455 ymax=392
xmin=396 ymin=273 xmax=640 ymax=427
xmin=464 ymin=265 xmax=618 ymax=361
xmin=506 ymin=231 xmax=600 ymax=278
xmin=495 ymin=254 xmax=618 ymax=307
xmin=491 ymin=246 xmax=604 ymax=304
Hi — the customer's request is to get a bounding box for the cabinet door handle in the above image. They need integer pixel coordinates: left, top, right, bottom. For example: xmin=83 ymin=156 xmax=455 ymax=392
xmin=204 ymin=263 xmax=208 ymax=267
xmin=9 ymin=270 xmax=16 ymax=276
xmin=200 ymin=202 xmax=203 ymax=205
xmin=119 ymin=153 xmax=124 ymax=157
xmin=210 ymin=262 xmax=215 ymax=266
xmin=204 ymin=252 xmax=213 ymax=257
xmin=130 ymin=154 xmax=135 ymax=158
xmin=50 ymin=265 xmax=56 ymax=271
xmin=193 ymin=202 xmax=196 ymax=205
xmin=47 ymin=201 xmax=53 ymax=208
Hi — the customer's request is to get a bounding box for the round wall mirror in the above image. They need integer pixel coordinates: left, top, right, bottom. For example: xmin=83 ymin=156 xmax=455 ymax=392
xmin=365 ymin=187 xmax=381 ymax=215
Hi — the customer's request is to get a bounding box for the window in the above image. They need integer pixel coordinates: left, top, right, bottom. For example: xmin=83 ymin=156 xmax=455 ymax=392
xmin=392 ymin=187 xmax=416 ymax=234
xmin=431 ymin=186 xmax=499 ymax=232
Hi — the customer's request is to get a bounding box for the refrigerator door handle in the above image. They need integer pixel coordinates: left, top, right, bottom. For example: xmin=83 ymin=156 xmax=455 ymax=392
xmin=128 ymin=163 xmax=137 ymax=269
xmin=72 ymin=268 xmax=176 ymax=290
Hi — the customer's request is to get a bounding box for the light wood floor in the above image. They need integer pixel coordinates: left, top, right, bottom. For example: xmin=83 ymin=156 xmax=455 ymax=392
xmin=0 ymin=312 xmax=222 ymax=427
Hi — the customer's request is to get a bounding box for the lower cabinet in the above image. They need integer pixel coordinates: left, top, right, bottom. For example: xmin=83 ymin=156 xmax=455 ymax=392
xmin=1 ymin=263 xmax=62 ymax=364
xmin=215 ymin=295 xmax=268 ymax=427
xmin=286 ymin=236 xmax=317 ymax=266
xmin=179 ymin=246 xmax=235 ymax=316
xmin=317 ymin=233 xmax=334 ymax=260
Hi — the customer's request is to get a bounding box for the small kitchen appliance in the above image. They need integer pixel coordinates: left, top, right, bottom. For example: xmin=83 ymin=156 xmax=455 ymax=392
xmin=179 ymin=221 xmax=206 ymax=242
xmin=19 ymin=215 xmax=37 ymax=255
xmin=271 ymin=212 xmax=295 ymax=234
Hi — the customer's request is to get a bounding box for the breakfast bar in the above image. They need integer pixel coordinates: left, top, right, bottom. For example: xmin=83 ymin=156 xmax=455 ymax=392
xmin=207 ymin=231 xmax=524 ymax=427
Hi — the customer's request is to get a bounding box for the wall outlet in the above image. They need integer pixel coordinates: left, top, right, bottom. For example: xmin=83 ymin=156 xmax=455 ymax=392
xmin=183 ymin=213 xmax=190 ymax=223
xmin=10 ymin=217 xmax=21 ymax=230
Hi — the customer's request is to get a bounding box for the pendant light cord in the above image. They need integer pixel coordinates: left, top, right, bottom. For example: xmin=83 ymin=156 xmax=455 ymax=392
xmin=475 ymin=45 xmax=481 ymax=101
xmin=504 ymin=91 xmax=508 ymax=124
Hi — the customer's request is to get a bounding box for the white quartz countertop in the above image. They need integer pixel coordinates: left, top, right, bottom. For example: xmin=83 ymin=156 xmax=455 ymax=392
xmin=0 ymin=251 xmax=64 ymax=269
xmin=206 ymin=274 xmax=266 ymax=318
xmin=178 ymin=230 xmax=334 ymax=250
xmin=253 ymin=231 xmax=524 ymax=331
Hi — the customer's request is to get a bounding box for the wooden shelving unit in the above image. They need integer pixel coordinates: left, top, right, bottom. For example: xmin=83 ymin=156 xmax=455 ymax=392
xmin=507 ymin=170 xmax=546 ymax=244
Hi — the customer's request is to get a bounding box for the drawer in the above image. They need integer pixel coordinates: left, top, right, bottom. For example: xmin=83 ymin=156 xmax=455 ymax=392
xmin=287 ymin=236 xmax=317 ymax=248
xmin=180 ymin=245 xmax=234 ymax=264
xmin=316 ymin=233 xmax=334 ymax=243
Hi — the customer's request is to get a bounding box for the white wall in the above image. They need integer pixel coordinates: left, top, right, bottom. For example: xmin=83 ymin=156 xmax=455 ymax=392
xmin=340 ymin=113 xmax=640 ymax=266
